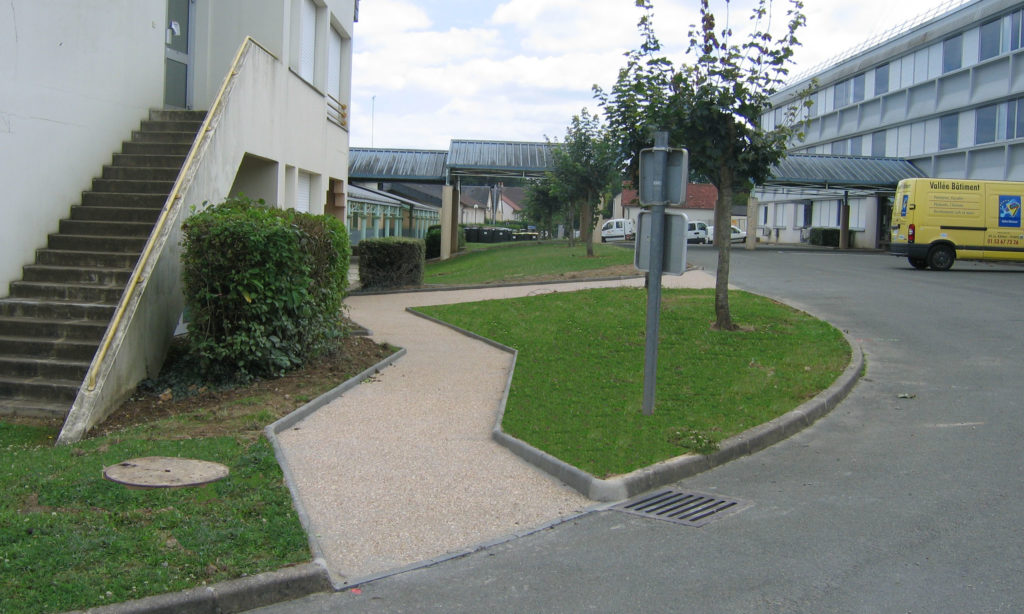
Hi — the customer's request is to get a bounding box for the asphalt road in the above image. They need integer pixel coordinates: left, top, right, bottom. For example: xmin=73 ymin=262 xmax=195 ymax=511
xmin=254 ymin=247 xmax=1024 ymax=613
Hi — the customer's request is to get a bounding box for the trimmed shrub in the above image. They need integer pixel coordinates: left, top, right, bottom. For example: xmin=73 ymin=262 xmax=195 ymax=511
xmin=809 ymin=227 xmax=857 ymax=247
xmin=425 ymin=225 xmax=441 ymax=259
xmin=424 ymin=224 xmax=466 ymax=259
xmin=359 ymin=237 xmax=425 ymax=288
xmin=181 ymin=196 xmax=350 ymax=380
xmin=809 ymin=227 xmax=839 ymax=246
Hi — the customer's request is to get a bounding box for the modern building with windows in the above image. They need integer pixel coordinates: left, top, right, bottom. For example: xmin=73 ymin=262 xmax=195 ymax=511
xmin=755 ymin=0 xmax=1024 ymax=247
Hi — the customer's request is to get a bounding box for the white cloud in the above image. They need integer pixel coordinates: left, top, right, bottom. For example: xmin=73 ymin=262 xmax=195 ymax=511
xmin=351 ymin=0 xmax=956 ymax=150
xmin=356 ymin=0 xmax=433 ymax=39
xmin=491 ymin=0 xmax=646 ymax=54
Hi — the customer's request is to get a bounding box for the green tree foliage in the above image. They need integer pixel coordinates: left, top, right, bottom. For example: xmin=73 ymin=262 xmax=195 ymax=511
xmin=596 ymin=0 xmax=810 ymax=329
xmin=549 ymin=109 xmax=622 ymax=256
xmin=523 ymin=173 xmax=563 ymax=239
xmin=181 ymin=196 xmax=350 ymax=380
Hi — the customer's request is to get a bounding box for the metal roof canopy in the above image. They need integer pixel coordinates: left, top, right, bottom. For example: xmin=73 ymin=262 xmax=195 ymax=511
xmin=447 ymin=140 xmax=555 ymax=179
xmin=759 ymin=154 xmax=926 ymax=197
xmin=349 ymin=148 xmax=449 ymax=183
xmin=348 ymin=140 xmax=556 ymax=184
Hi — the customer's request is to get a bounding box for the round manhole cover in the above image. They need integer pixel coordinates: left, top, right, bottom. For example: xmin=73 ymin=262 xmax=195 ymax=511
xmin=103 ymin=456 xmax=229 ymax=489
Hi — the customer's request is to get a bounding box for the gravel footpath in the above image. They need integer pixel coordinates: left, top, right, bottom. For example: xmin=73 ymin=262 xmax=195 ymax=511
xmin=274 ymin=271 xmax=716 ymax=584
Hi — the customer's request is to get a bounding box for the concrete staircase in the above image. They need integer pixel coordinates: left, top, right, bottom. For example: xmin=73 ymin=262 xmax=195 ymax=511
xmin=0 ymin=109 xmax=206 ymax=420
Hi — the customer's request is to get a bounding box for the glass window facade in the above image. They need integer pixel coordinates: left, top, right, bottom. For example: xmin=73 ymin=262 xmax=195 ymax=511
xmin=943 ymin=35 xmax=962 ymax=73
xmin=980 ymin=18 xmax=1002 ymax=61
xmin=874 ymin=64 xmax=889 ymax=95
xmin=939 ymin=113 xmax=959 ymax=150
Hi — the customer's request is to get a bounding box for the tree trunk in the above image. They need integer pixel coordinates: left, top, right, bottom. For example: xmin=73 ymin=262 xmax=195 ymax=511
xmin=566 ymin=207 xmax=575 ymax=247
xmin=583 ymin=195 xmax=595 ymax=257
xmin=713 ymin=164 xmax=737 ymax=331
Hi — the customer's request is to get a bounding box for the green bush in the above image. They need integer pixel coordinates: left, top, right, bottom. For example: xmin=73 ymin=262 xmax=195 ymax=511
xmin=181 ymin=196 xmax=350 ymax=380
xmin=809 ymin=227 xmax=857 ymax=247
xmin=424 ymin=224 xmax=465 ymax=259
xmin=809 ymin=227 xmax=838 ymax=246
xmin=425 ymin=225 xmax=441 ymax=259
xmin=359 ymin=237 xmax=425 ymax=288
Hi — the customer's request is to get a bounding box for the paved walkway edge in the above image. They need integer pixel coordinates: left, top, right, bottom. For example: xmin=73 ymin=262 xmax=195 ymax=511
xmin=264 ymin=347 xmax=407 ymax=590
xmin=407 ymin=307 xmax=864 ymax=503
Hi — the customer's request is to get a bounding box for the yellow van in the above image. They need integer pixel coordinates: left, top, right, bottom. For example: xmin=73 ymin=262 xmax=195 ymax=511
xmin=890 ymin=178 xmax=1024 ymax=270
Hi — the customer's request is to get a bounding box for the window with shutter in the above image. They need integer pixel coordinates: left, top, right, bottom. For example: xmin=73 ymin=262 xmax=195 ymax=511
xmin=296 ymin=172 xmax=311 ymax=213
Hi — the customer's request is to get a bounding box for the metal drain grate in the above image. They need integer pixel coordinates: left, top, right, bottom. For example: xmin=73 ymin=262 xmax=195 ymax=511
xmin=613 ymin=489 xmax=750 ymax=527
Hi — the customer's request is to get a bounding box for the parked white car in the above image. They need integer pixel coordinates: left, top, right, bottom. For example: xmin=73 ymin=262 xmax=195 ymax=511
xmin=686 ymin=221 xmax=709 ymax=244
xmin=708 ymin=225 xmax=747 ymax=244
xmin=600 ymin=218 xmax=636 ymax=242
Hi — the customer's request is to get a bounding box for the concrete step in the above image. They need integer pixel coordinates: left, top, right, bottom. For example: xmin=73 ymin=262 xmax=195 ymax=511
xmin=0 ymin=335 xmax=101 ymax=361
xmin=129 ymin=130 xmax=198 ymax=144
xmin=58 ymin=219 xmax=155 ymax=237
xmin=0 ymin=375 xmax=81 ymax=404
xmin=0 ymin=398 xmax=73 ymax=420
xmin=21 ymin=265 xmax=132 ymax=286
xmin=101 ymin=165 xmax=181 ymax=181
xmin=139 ymin=119 xmax=204 ymax=133
xmin=0 ymin=298 xmax=116 ymax=321
xmin=0 ymin=355 xmax=91 ymax=381
xmin=10 ymin=281 xmax=126 ymax=303
xmin=121 ymin=142 xmax=192 ymax=156
xmin=47 ymin=233 xmax=148 ymax=254
xmin=149 ymin=109 xmax=207 ymax=122
xmin=69 ymin=205 xmax=162 ymax=223
xmin=90 ymin=178 xmax=175 ymax=194
xmin=0 ymin=316 xmax=109 ymax=341
xmin=111 ymin=153 xmax=187 ymax=168
xmin=81 ymin=191 xmax=168 ymax=208
xmin=35 ymin=249 xmax=140 ymax=269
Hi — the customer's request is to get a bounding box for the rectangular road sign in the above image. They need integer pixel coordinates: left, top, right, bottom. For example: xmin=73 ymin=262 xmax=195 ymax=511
xmin=639 ymin=148 xmax=688 ymax=205
xmin=634 ymin=210 xmax=688 ymax=276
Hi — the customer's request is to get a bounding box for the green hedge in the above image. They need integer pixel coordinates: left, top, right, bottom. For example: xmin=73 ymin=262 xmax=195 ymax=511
xmin=181 ymin=196 xmax=350 ymax=380
xmin=359 ymin=237 xmax=425 ymax=288
xmin=424 ymin=225 xmax=465 ymax=259
xmin=809 ymin=227 xmax=857 ymax=247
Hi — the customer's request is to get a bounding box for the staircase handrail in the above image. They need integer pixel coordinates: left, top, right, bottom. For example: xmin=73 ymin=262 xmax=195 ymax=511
xmin=85 ymin=36 xmax=276 ymax=391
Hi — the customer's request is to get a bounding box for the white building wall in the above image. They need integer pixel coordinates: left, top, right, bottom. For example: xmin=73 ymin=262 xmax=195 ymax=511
xmin=0 ymin=0 xmax=165 ymax=290
xmin=0 ymin=0 xmax=356 ymax=291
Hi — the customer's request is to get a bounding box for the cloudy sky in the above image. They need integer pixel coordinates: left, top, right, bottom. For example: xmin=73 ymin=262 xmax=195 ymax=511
xmin=351 ymin=0 xmax=968 ymax=150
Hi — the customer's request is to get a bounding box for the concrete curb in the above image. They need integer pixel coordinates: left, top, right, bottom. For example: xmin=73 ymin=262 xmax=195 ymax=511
xmin=350 ymin=273 xmax=645 ymax=296
xmin=407 ymin=305 xmax=864 ymax=503
xmin=70 ymin=562 xmax=331 ymax=614
xmin=62 ymin=348 xmax=408 ymax=614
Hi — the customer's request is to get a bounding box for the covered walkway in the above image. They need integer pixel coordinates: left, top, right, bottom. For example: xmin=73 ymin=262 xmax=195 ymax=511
xmin=349 ymin=140 xmax=555 ymax=258
xmin=753 ymin=153 xmax=926 ymax=248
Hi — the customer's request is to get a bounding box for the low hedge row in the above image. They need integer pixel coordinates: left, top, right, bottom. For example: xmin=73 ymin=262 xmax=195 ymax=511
xmin=358 ymin=237 xmax=425 ymax=289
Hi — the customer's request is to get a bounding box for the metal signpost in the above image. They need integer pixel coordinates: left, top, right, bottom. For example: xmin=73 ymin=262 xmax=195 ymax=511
xmin=636 ymin=132 xmax=688 ymax=415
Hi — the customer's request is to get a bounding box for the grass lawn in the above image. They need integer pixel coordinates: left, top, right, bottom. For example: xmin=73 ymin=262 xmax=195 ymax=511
xmin=0 ymin=423 xmax=308 ymax=614
xmin=424 ymin=241 xmax=636 ymax=286
xmin=415 ymin=287 xmax=850 ymax=478
xmin=0 ymin=335 xmax=393 ymax=614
